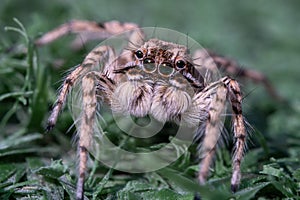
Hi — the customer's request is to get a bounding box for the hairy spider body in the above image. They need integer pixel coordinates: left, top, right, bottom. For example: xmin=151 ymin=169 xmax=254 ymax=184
xmin=108 ymin=39 xmax=203 ymax=123
xmin=36 ymin=20 xmax=273 ymax=199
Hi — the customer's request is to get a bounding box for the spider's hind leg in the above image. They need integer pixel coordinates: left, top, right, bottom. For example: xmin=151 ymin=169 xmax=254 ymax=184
xmin=35 ymin=20 xmax=139 ymax=50
xmin=193 ymin=49 xmax=282 ymax=101
xmin=209 ymin=51 xmax=283 ymax=101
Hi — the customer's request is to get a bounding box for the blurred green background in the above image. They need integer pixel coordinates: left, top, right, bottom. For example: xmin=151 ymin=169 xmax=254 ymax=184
xmin=0 ymin=0 xmax=299 ymax=199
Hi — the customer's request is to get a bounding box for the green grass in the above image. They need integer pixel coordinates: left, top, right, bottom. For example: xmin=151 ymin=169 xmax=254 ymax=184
xmin=0 ymin=1 xmax=300 ymax=199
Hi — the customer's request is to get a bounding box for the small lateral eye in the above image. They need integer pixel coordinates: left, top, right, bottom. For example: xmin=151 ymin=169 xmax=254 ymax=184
xmin=135 ymin=50 xmax=144 ymax=59
xmin=175 ymin=60 xmax=186 ymax=69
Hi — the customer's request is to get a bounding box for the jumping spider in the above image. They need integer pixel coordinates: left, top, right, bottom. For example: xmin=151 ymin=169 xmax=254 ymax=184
xmin=36 ymin=20 xmax=279 ymax=199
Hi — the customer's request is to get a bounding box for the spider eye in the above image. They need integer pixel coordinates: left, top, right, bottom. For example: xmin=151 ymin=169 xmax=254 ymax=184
xmin=143 ymin=58 xmax=155 ymax=64
xmin=159 ymin=62 xmax=174 ymax=76
xmin=175 ymin=60 xmax=186 ymax=69
xmin=143 ymin=58 xmax=156 ymax=73
xmin=161 ymin=62 xmax=173 ymax=68
xmin=135 ymin=50 xmax=144 ymax=59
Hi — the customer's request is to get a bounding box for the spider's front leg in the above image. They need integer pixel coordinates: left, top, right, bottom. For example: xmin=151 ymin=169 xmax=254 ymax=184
xmin=198 ymin=81 xmax=228 ymax=184
xmin=76 ymin=72 xmax=98 ymax=200
xmin=223 ymin=77 xmax=247 ymax=192
xmin=47 ymin=65 xmax=83 ymax=131
xmin=76 ymin=71 xmax=114 ymax=200
xmin=45 ymin=45 xmax=117 ymax=199
xmin=198 ymin=77 xmax=247 ymax=192
xmin=47 ymin=45 xmax=116 ymax=131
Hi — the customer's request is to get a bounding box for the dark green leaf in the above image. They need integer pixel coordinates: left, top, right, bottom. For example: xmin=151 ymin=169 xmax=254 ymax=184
xmin=35 ymin=160 xmax=68 ymax=179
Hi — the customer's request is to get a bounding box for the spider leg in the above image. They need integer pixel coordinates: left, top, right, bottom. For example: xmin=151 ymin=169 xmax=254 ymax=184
xmin=35 ymin=20 xmax=139 ymax=49
xmin=193 ymin=49 xmax=282 ymax=101
xmin=47 ymin=65 xmax=83 ymax=131
xmin=222 ymin=77 xmax=247 ymax=192
xmin=198 ymin=77 xmax=246 ymax=192
xmin=209 ymin=51 xmax=282 ymax=101
xmin=76 ymin=68 xmax=116 ymax=200
xmin=198 ymin=81 xmax=227 ymax=184
xmin=47 ymin=45 xmax=116 ymax=131
xmin=76 ymin=71 xmax=98 ymax=200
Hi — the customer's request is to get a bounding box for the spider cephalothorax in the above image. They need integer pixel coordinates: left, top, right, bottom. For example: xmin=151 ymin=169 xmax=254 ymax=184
xmin=35 ymin=20 xmax=279 ymax=199
xmin=107 ymin=38 xmax=206 ymax=125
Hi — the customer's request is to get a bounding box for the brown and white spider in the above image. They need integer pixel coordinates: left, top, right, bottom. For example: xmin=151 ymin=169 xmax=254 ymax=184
xmin=36 ymin=20 xmax=279 ymax=199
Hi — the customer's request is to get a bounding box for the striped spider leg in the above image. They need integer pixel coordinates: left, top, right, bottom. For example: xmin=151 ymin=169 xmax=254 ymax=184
xmin=47 ymin=45 xmax=118 ymax=199
xmin=195 ymin=76 xmax=246 ymax=192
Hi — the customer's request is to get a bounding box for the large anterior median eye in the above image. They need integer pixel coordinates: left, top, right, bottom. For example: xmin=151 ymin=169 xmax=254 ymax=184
xmin=143 ymin=58 xmax=156 ymax=73
xmin=158 ymin=62 xmax=174 ymax=77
